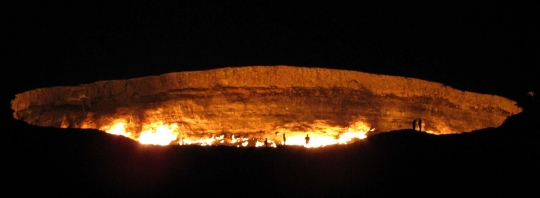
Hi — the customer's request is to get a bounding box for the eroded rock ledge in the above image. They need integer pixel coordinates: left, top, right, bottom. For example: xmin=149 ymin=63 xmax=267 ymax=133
xmin=11 ymin=66 xmax=522 ymax=143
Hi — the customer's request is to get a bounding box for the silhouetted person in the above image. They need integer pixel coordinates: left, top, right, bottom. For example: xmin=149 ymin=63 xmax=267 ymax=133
xmin=412 ymin=119 xmax=417 ymax=131
xmin=265 ymin=138 xmax=268 ymax=147
xmin=418 ymin=118 xmax=423 ymax=132
xmin=283 ymin=133 xmax=286 ymax=145
xmin=305 ymin=134 xmax=310 ymax=145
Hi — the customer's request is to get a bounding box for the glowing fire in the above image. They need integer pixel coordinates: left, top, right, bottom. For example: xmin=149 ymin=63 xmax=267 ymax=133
xmin=279 ymin=127 xmax=371 ymax=148
xmin=275 ymin=120 xmax=372 ymax=148
xmin=99 ymin=120 xmax=134 ymax=139
xmin=95 ymin=116 xmax=453 ymax=148
xmin=138 ymin=122 xmax=179 ymax=145
xmin=99 ymin=120 xmax=180 ymax=145
xmin=97 ymin=118 xmax=373 ymax=148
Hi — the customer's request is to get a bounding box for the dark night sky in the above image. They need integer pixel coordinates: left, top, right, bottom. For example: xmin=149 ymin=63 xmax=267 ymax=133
xmin=4 ymin=1 xmax=539 ymax=107
xmin=3 ymin=2 xmax=539 ymax=196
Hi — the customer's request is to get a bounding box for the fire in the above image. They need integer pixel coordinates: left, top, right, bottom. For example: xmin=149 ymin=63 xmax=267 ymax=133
xmin=99 ymin=119 xmax=179 ymax=145
xmin=99 ymin=120 xmax=134 ymax=139
xmin=97 ymin=116 xmax=454 ymax=147
xmin=93 ymin=116 xmax=460 ymax=148
xmin=275 ymin=120 xmax=372 ymax=148
xmin=424 ymin=123 xmax=455 ymax=135
xmin=280 ymin=128 xmax=371 ymax=148
xmin=138 ymin=122 xmax=179 ymax=145
xmin=100 ymin=120 xmax=370 ymax=147
xmin=255 ymin=140 xmax=265 ymax=147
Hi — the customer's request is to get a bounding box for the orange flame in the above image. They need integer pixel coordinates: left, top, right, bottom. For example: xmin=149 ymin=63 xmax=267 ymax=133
xmin=274 ymin=120 xmax=372 ymax=148
xmin=99 ymin=120 xmax=134 ymax=139
xmin=138 ymin=122 xmax=179 ymax=145
xmin=96 ymin=116 xmax=447 ymax=147
xmin=97 ymin=118 xmax=374 ymax=147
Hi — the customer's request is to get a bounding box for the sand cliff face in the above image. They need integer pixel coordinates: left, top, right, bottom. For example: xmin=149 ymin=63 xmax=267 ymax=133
xmin=11 ymin=66 xmax=521 ymax=140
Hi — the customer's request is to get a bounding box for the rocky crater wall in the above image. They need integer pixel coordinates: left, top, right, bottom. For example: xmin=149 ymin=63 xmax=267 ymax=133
xmin=11 ymin=66 xmax=522 ymax=137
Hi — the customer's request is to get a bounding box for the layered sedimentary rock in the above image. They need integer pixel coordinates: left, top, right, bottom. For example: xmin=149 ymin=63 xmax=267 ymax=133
xmin=11 ymin=66 xmax=522 ymax=145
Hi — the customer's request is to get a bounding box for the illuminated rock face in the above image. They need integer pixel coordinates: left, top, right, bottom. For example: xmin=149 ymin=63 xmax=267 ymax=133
xmin=11 ymin=66 xmax=522 ymax=145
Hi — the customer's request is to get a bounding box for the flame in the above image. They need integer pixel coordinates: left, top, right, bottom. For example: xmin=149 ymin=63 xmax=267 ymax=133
xmin=99 ymin=119 xmax=179 ymax=145
xmin=275 ymin=120 xmax=372 ymax=148
xmin=255 ymin=140 xmax=265 ymax=147
xmin=99 ymin=120 xmax=134 ymax=139
xmin=424 ymin=122 xmax=455 ymax=135
xmin=84 ymin=110 xmax=466 ymax=148
xmin=96 ymin=116 xmax=380 ymax=148
xmin=281 ymin=129 xmax=369 ymax=148
xmin=97 ymin=116 xmax=455 ymax=147
xmin=138 ymin=122 xmax=179 ymax=145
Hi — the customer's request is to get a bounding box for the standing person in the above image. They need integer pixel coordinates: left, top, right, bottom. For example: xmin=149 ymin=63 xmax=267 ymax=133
xmin=265 ymin=138 xmax=268 ymax=147
xmin=412 ymin=119 xmax=417 ymax=131
xmin=283 ymin=133 xmax=286 ymax=145
xmin=305 ymin=134 xmax=310 ymax=145
xmin=418 ymin=118 xmax=423 ymax=132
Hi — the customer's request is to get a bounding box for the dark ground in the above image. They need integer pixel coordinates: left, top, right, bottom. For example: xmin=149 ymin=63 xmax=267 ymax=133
xmin=2 ymin=103 xmax=538 ymax=197
xmin=2 ymin=1 xmax=539 ymax=197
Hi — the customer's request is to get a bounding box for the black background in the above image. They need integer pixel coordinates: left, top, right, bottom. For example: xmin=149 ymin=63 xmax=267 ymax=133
xmin=3 ymin=1 xmax=539 ymax=196
xmin=5 ymin=1 xmax=538 ymax=99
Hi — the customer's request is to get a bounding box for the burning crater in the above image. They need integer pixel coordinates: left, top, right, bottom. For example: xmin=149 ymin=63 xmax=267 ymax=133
xmin=11 ymin=66 xmax=521 ymax=147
